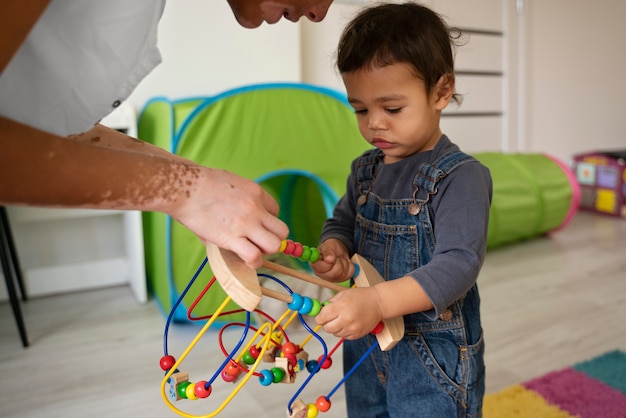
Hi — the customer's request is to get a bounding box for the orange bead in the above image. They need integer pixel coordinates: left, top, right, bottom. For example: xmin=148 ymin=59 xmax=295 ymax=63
xmin=316 ymin=396 xmax=331 ymax=412
xmin=282 ymin=342 xmax=299 ymax=355
xmin=224 ymin=361 xmax=241 ymax=376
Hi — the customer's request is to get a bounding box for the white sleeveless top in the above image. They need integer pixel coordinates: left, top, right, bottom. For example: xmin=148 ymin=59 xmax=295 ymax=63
xmin=0 ymin=0 xmax=165 ymax=136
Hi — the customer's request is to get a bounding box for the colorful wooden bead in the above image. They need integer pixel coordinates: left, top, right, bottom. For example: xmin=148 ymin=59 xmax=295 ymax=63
xmin=271 ymin=366 xmax=286 ymax=383
xmin=221 ymin=368 xmax=237 ymax=382
xmin=160 ymin=355 xmax=176 ymax=371
xmin=282 ymin=342 xmax=299 ymax=355
xmin=284 ymin=240 xmax=296 ymax=255
xmin=259 ymin=369 xmax=274 ymax=386
xmin=298 ymin=297 xmax=313 ymax=315
xmin=287 ymin=293 xmax=304 ymax=311
xmin=299 ymin=245 xmax=311 ymax=261
xmin=271 ymin=331 xmax=284 ymax=345
xmin=193 ymin=381 xmax=212 ymax=399
xmin=309 ymin=247 xmax=320 ymax=263
xmin=224 ymin=361 xmax=241 ymax=377
xmin=370 ymin=321 xmax=384 ymax=335
xmin=177 ymin=381 xmax=191 ymax=399
xmin=242 ymin=350 xmax=256 ymax=365
xmin=292 ymin=242 xmax=304 ymax=258
xmin=306 ymin=360 xmax=318 ymax=373
xmin=318 ymin=355 xmax=332 ymax=369
xmin=279 ymin=239 xmax=288 ymax=253
xmin=306 ymin=403 xmax=319 ymax=417
xmin=185 ymin=383 xmax=198 ymax=400
xmin=316 ymin=396 xmax=331 ymax=412
xmin=308 ymin=299 xmax=322 ymax=317
xmin=249 ymin=345 xmax=260 ymax=359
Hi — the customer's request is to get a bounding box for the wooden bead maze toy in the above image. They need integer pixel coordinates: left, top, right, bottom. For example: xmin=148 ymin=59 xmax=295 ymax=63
xmin=159 ymin=239 xmax=404 ymax=417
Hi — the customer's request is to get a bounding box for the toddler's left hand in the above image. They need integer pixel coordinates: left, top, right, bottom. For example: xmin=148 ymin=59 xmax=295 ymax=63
xmin=315 ymin=287 xmax=384 ymax=340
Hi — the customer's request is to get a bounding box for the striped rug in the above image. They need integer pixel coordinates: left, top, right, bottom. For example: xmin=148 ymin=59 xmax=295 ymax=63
xmin=484 ymin=350 xmax=626 ymax=417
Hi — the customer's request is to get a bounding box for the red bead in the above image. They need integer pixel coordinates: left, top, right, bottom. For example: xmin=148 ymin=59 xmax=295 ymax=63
xmin=249 ymin=345 xmax=260 ymax=359
xmin=316 ymin=396 xmax=331 ymax=412
xmin=194 ymin=381 xmax=212 ymax=398
xmin=284 ymin=240 xmax=296 ymax=255
xmin=318 ymin=355 xmax=332 ymax=369
xmin=160 ymin=355 xmax=176 ymax=371
xmin=284 ymin=353 xmax=298 ymax=366
xmin=292 ymin=242 xmax=304 ymax=258
xmin=371 ymin=321 xmax=384 ymax=335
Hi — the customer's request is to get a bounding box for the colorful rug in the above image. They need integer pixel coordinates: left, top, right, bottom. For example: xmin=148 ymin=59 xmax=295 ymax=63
xmin=484 ymin=350 xmax=626 ymax=417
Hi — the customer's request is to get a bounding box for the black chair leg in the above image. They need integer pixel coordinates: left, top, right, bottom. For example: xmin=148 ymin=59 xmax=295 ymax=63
xmin=0 ymin=208 xmax=27 ymax=301
xmin=0 ymin=207 xmax=29 ymax=347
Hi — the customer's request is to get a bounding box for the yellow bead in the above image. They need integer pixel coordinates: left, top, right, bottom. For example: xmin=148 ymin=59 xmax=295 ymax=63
xmin=279 ymin=239 xmax=288 ymax=253
xmin=306 ymin=403 xmax=319 ymax=417
xmin=271 ymin=331 xmax=284 ymax=344
xmin=185 ymin=383 xmax=198 ymax=400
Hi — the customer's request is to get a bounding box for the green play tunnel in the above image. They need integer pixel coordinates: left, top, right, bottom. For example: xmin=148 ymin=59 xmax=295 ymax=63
xmin=474 ymin=152 xmax=580 ymax=249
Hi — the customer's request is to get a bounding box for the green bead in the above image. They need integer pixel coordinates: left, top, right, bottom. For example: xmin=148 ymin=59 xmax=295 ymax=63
xmin=271 ymin=367 xmax=286 ymax=383
xmin=308 ymin=299 xmax=322 ymax=316
xmin=299 ymin=245 xmax=311 ymax=261
xmin=242 ymin=350 xmax=256 ymax=365
xmin=309 ymin=247 xmax=320 ymax=263
xmin=177 ymin=381 xmax=191 ymax=399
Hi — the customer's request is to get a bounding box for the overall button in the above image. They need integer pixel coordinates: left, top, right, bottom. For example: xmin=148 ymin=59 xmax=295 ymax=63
xmin=439 ymin=309 xmax=453 ymax=321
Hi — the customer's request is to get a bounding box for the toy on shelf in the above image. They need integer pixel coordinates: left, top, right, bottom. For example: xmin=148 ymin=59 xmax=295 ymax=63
xmin=573 ymin=150 xmax=626 ymax=217
xmin=159 ymin=239 xmax=404 ymax=417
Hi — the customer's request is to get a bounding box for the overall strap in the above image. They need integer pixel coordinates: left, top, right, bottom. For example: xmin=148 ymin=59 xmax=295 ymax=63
xmin=414 ymin=150 xmax=476 ymax=194
xmin=355 ymin=148 xmax=385 ymax=196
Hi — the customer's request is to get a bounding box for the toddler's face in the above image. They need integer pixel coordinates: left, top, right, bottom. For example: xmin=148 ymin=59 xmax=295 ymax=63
xmin=342 ymin=62 xmax=451 ymax=164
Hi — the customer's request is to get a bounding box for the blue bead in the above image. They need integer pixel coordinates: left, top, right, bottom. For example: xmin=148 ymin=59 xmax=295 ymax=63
xmin=259 ymin=369 xmax=274 ymax=386
xmin=352 ymin=263 xmax=360 ymax=279
xmin=287 ymin=293 xmax=304 ymax=311
xmin=306 ymin=360 xmax=318 ymax=373
xmin=298 ymin=297 xmax=313 ymax=315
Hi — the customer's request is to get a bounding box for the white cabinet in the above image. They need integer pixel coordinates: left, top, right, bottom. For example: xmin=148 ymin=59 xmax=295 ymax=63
xmin=0 ymin=103 xmax=147 ymax=303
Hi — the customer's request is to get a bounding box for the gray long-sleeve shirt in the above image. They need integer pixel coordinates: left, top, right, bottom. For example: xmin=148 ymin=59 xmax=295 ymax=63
xmin=320 ymin=136 xmax=493 ymax=319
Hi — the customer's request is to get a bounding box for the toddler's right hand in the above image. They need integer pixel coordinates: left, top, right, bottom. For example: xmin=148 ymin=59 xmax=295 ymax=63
xmin=311 ymin=238 xmax=355 ymax=283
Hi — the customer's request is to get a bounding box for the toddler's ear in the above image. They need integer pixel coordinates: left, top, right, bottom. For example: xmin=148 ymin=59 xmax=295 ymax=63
xmin=434 ymin=73 xmax=455 ymax=110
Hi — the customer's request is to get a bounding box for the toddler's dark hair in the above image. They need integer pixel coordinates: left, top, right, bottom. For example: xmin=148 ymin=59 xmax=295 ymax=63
xmin=337 ymin=2 xmax=462 ymax=104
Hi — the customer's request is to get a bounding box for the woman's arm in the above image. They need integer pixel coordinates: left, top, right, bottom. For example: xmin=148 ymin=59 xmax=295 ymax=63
xmin=0 ymin=0 xmax=50 ymax=72
xmin=0 ymin=116 xmax=289 ymax=268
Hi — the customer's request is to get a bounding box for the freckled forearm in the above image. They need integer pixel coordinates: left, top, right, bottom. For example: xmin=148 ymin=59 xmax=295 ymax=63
xmin=0 ymin=116 xmax=198 ymax=212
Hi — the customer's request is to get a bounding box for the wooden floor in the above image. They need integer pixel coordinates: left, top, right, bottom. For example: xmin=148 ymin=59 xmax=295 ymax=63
xmin=1 ymin=211 xmax=624 ymax=417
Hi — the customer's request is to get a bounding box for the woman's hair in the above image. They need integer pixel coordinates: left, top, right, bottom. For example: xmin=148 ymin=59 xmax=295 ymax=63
xmin=337 ymin=2 xmax=462 ymax=104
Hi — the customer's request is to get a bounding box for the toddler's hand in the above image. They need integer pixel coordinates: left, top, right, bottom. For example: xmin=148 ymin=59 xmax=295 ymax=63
xmin=310 ymin=239 xmax=354 ymax=282
xmin=315 ymin=287 xmax=383 ymax=340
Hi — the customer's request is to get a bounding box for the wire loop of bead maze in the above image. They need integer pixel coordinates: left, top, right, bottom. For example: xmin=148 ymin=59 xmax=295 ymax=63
xmin=159 ymin=240 xmax=404 ymax=417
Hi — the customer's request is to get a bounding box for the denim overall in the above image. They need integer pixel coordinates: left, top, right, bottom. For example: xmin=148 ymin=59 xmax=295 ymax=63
xmin=343 ymin=149 xmax=485 ymax=418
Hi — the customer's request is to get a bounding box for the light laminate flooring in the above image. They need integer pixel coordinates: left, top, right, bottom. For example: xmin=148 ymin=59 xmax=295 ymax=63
xmin=0 ymin=211 xmax=625 ymax=417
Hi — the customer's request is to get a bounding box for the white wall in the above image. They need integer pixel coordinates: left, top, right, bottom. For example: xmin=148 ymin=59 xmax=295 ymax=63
xmin=524 ymin=0 xmax=626 ymax=164
xmin=127 ymin=0 xmax=302 ymax=111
